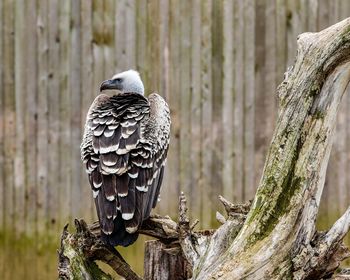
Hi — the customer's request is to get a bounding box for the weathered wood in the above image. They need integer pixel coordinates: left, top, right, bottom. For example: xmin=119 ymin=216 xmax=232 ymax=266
xmin=80 ymin=0 xmax=95 ymax=221
xmin=222 ymin=0 xmax=234 ymax=203
xmin=189 ymin=0 xmax=202 ymax=222
xmin=58 ymin=220 xmax=142 ymax=280
xmin=14 ymin=0 xmax=26 ymax=237
xmin=58 ymin=0 xmax=71 ymax=228
xmin=200 ymin=0 xmax=213 ymax=228
xmin=3 ymin=0 xmax=15 ymax=239
xmin=233 ymin=0 xmax=244 ymax=205
xmin=192 ymin=18 xmax=350 ymax=280
xmin=144 ymin=240 xmax=191 ymax=280
xmin=243 ymin=0 xmax=255 ymax=200
xmin=58 ymin=215 xmax=186 ymax=280
xmin=69 ymin=0 xmax=82 ymax=219
xmin=48 ymin=0 xmax=61 ymax=234
xmin=37 ymin=0 xmax=49 ymax=236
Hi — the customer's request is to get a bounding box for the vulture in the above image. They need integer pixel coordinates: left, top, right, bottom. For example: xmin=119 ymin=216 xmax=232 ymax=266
xmin=80 ymin=70 xmax=170 ymax=246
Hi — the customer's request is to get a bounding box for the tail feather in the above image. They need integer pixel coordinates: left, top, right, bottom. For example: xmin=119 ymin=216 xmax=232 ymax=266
xmin=100 ymin=214 xmax=139 ymax=247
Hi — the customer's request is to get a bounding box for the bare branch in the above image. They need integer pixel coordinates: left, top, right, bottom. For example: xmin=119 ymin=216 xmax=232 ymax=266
xmin=218 ymin=195 xmax=251 ymax=216
xmin=325 ymin=207 xmax=350 ymax=247
xmin=178 ymin=192 xmax=199 ymax=266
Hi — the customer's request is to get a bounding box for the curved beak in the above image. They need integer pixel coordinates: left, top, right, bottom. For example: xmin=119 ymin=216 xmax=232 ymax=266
xmin=100 ymin=79 xmax=121 ymax=92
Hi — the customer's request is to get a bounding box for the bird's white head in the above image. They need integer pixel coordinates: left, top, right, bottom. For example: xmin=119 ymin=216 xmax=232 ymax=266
xmin=99 ymin=70 xmax=145 ymax=95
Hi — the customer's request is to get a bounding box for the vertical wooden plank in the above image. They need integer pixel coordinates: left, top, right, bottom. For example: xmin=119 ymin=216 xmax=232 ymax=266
xmin=317 ymin=0 xmax=330 ymax=30
xmin=306 ymin=0 xmax=318 ymax=32
xmin=0 ymin=1 xmax=16 ymax=275
xmin=200 ymin=0 xmax=213 ymax=226
xmin=103 ymin=0 xmax=114 ymax=76
xmin=146 ymin=0 xmax=160 ymax=92
xmin=276 ymin=0 xmax=287 ymax=85
xmin=0 ymin=0 xmax=4 ymax=234
xmin=80 ymin=0 xmax=95 ymax=222
xmin=125 ymin=0 xmax=136 ymax=70
xmin=254 ymin=0 xmax=266 ymax=188
xmin=92 ymin=0 xmax=104 ymax=97
xmin=25 ymin=0 xmax=38 ymax=239
xmin=37 ymin=0 xmax=50 ymax=270
xmin=189 ymin=0 xmax=202 ymax=220
xmin=14 ymin=0 xmax=26 ymax=237
xmin=3 ymin=0 xmax=15 ymax=238
xmin=58 ymin=0 xmax=71 ymax=224
xmin=37 ymin=0 xmax=49 ymax=237
xmin=165 ymin=0 xmax=180 ymax=218
xmin=136 ymin=0 xmax=147 ymax=78
xmin=222 ymin=0 xmax=234 ymax=203
xmin=243 ymin=0 xmax=255 ymax=200
xmin=157 ymin=0 xmax=171 ymax=215
xmin=115 ymin=0 xmax=129 ymax=72
xmin=69 ymin=0 xmax=81 ymax=220
xmin=233 ymin=0 xmax=244 ymax=203
xmin=47 ymin=0 xmax=60 ymax=233
xmin=286 ymin=0 xmax=301 ymax=66
xmin=211 ymin=0 xmax=223 ymax=213
xmin=329 ymin=0 xmax=340 ymax=25
xmin=158 ymin=0 xmax=169 ymax=99
xmin=178 ymin=0 xmax=192 ymax=213
xmin=265 ymin=0 xmax=277 ymax=100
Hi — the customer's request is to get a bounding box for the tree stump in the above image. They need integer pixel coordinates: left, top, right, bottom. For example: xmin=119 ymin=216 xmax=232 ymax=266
xmin=143 ymin=240 xmax=192 ymax=280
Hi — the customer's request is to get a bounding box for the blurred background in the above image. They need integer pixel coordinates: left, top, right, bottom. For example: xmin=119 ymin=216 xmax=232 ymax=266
xmin=0 ymin=0 xmax=349 ymax=279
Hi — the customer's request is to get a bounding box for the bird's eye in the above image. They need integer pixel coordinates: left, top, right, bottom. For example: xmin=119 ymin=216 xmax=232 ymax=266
xmin=115 ymin=78 xmax=122 ymax=83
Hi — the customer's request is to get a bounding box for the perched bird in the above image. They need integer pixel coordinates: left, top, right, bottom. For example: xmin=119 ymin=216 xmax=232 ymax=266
xmin=81 ymin=70 xmax=170 ymax=246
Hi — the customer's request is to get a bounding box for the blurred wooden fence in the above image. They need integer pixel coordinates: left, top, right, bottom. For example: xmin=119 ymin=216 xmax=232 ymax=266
xmin=0 ymin=0 xmax=349 ymax=242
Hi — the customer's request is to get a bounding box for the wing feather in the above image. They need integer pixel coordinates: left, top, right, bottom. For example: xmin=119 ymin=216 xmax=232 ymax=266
xmin=81 ymin=92 xmax=170 ymax=246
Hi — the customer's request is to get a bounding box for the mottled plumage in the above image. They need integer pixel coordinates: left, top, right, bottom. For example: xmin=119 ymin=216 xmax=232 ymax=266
xmin=81 ymin=70 xmax=170 ymax=246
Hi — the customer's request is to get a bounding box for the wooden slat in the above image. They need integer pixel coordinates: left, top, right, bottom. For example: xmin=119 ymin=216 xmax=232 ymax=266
xmin=275 ymin=0 xmax=287 ymax=86
xmin=254 ymin=0 xmax=266 ymax=189
xmin=37 ymin=0 xmax=49 ymax=236
xmin=164 ymin=0 xmax=180 ymax=218
xmin=146 ymin=0 xmax=160 ymax=92
xmin=136 ymin=0 xmax=147 ymax=78
xmin=0 ymin=0 xmax=4 ymax=235
xmin=211 ymin=0 xmax=223 ymax=213
xmin=307 ymin=0 xmax=318 ymax=31
xmin=92 ymin=0 xmax=105 ymax=93
xmin=200 ymin=0 xmax=213 ymax=227
xmin=222 ymin=0 xmax=234 ymax=203
xmin=14 ymin=0 xmax=26 ymax=237
xmin=157 ymin=0 xmax=170 ymax=215
xmin=3 ymin=0 xmax=15 ymax=239
xmin=125 ymin=0 xmax=136 ymax=70
xmin=317 ymin=0 xmax=330 ymax=30
xmin=47 ymin=0 xmax=61 ymax=233
xmin=69 ymin=0 xmax=81 ymax=219
xmin=103 ymin=0 xmax=114 ymax=76
xmin=58 ymin=0 xmax=71 ymax=224
xmin=189 ymin=0 xmax=202 ymax=220
xmin=25 ymin=0 xmax=38 ymax=238
xmin=243 ymin=0 xmax=255 ymax=201
xmin=179 ymin=0 xmax=192 ymax=213
xmin=233 ymin=0 xmax=244 ymax=203
xmin=80 ymin=0 xmax=95 ymax=221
